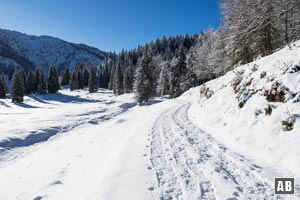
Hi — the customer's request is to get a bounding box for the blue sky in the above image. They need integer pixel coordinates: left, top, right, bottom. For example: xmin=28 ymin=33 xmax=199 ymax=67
xmin=0 ymin=0 xmax=221 ymax=52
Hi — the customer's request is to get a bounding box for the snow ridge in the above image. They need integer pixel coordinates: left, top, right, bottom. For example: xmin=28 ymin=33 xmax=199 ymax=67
xmin=0 ymin=29 xmax=107 ymax=70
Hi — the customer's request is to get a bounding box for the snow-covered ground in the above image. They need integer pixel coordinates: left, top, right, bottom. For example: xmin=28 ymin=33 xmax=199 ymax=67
xmin=1 ymin=41 xmax=300 ymax=200
xmin=0 ymin=89 xmax=176 ymax=200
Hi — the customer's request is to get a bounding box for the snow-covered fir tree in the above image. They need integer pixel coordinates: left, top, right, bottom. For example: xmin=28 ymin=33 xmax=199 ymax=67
xmin=0 ymin=75 xmax=6 ymax=99
xmin=83 ymin=67 xmax=89 ymax=87
xmin=34 ymin=68 xmax=41 ymax=93
xmin=11 ymin=70 xmax=25 ymax=103
xmin=169 ymin=46 xmax=187 ymax=98
xmin=123 ymin=59 xmax=133 ymax=93
xmin=134 ymin=45 xmax=154 ymax=105
xmin=158 ymin=62 xmax=170 ymax=96
xmin=0 ymin=73 xmax=8 ymax=94
xmin=61 ymin=66 xmax=71 ymax=86
xmin=37 ymin=69 xmax=47 ymax=94
xmin=113 ymin=60 xmax=124 ymax=95
xmin=25 ymin=69 xmax=36 ymax=94
xmin=88 ymin=67 xmax=98 ymax=93
xmin=70 ymin=71 xmax=79 ymax=91
xmin=47 ymin=65 xmax=60 ymax=94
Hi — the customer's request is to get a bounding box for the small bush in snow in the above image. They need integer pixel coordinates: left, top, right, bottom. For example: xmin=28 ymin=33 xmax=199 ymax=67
xmin=250 ymin=64 xmax=258 ymax=72
xmin=260 ymin=71 xmax=266 ymax=78
xmin=231 ymin=73 xmax=242 ymax=93
xmin=238 ymin=101 xmax=245 ymax=108
xmin=264 ymin=105 xmax=272 ymax=116
xmin=245 ymin=78 xmax=254 ymax=87
xmin=281 ymin=116 xmax=296 ymax=131
xmin=288 ymin=65 xmax=300 ymax=74
xmin=199 ymin=84 xmax=214 ymax=99
xmin=264 ymin=81 xmax=287 ymax=102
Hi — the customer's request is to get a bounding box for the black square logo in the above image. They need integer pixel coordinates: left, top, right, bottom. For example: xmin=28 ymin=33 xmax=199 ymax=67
xmin=275 ymin=178 xmax=294 ymax=194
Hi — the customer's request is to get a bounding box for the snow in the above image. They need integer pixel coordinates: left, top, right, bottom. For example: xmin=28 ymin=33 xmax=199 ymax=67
xmin=0 ymin=29 xmax=106 ymax=70
xmin=180 ymin=41 xmax=300 ymax=196
xmin=0 ymin=88 xmax=177 ymax=200
xmin=1 ymin=41 xmax=300 ymax=199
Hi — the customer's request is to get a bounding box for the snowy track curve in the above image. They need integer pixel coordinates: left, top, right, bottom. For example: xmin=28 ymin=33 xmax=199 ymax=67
xmin=150 ymin=101 xmax=294 ymax=200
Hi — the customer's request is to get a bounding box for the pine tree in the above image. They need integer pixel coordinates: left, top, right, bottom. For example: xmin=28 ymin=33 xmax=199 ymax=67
xmin=158 ymin=62 xmax=170 ymax=96
xmin=34 ymin=68 xmax=41 ymax=93
xmin=76 ymin=69 xmax=84 ymax=89
xmin=170 ymin=46 xmax=187 ymax=98
xmin=37 ymin=70 xmax=47 ymax=94
xmin=0 ymin=76 xmax=6 ymax=99
xmin=25 ymin=69 xmax=36 ymax=94
xmin=98 ymin=62 xmax=110 ymax=89
xmin=0 ymin=73 xmax=8 ymax=94
xmin=134 ymin=45 xmax=154 ymax=105
xmin=61 ymin=66 xmax=71 ymax=86
xmin=47 ymin=65 xmax=60 ymax=93
xmin=11 ymin=70 xmax=25 ymax=103
xmin=123 ymin=59 xmax=133 ymax=93
xmin=70 ymin=71 xmax=80 ymax=91
xmin=83 ymin=67 xmax=89 ymax=86
xmin=113 ymin=61 xmax=124 ymax=95
xmin=88 ymin=67 xmax=98 ymax=93
xmin=19 ymin=67 xmax=26 ymax=84
xmin=183 ymin=64 xmax=198 ymax=91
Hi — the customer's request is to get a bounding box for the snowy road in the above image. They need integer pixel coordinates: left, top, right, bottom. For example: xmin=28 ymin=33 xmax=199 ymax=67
xmin=0 ymin=90 xmax=298 ymax=200
xmin=150 ymin=101 xmax=297 ymax=200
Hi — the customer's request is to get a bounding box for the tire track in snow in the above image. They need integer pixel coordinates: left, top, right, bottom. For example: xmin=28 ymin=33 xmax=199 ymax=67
xmin=150 ymin=101 xmax=293 ymax=200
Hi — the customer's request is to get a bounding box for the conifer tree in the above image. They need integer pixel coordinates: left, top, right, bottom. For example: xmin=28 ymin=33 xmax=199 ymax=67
xmin=0 ymin=76 xmax=6 ymax=99
xmin=108 ymin=65 xmax=115 ymax=90
xmin=0 ymin=73 xmax=8 ymax=94
xmin=34 ymin=68 xmax=41 ymax=92
xmin=113 ymin=61 xmax=124 ymax=95
xmin=37 ymin=69 xmax=47 ymax=94
xmin=76 ymin=69 xmax=84 ymax=89
xmin=134 ymin=45 xmax=154 ymax=105
xmin=83 ymin=67 xmax=89 ymax=86
xmin=61 ymin=66 xmax=70 ymax=86
xmin=70 ymin=71 xmax=80 ymax=91
xmin=19 ymin=67 xmax=26 ymax=84
xmin=123 ymin=59 xmax=133 ymax=93
xmin=170 ymin=46 xmax=187 ymax=98
xmin=25 ymin=69 xmax=36 ymax=94
xmin=158 ymin=63 xmax=170 ymax=96
xmin=11 ymin=70 xmax=25 ymax=103
xmin=88 ymin=67 xmax=98 ymax=93
xmin=47 ymin=65 xmax=60 ymax=93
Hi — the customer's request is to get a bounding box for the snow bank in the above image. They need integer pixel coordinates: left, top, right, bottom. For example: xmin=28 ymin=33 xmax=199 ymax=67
xmin=181 ymin=41 xmax=300 ymax=179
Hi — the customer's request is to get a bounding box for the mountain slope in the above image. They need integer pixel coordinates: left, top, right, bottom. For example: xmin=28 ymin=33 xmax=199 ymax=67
xmin=181 ymin=40 xmax=300 ymax=187
xmin=0 ymin=29 xmax=107 ymax=71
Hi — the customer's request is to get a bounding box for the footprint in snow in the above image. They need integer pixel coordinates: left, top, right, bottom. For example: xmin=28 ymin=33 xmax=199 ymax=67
xmin=51 ymin=180 xmax=63 ymax=185
xmin=148 ymin=187 xmax=154 ymax=191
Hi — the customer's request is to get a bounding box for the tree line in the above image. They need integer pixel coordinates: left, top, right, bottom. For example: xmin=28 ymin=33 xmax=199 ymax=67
xmin=105 ymin=0 xmax=300 ymax=105
xmin=0 ymin=63 xmax=99 ymax=103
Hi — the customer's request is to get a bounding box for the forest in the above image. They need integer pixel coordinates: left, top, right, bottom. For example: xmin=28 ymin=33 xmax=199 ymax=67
xmin=1 ymin=0 xmax=300 ymax=105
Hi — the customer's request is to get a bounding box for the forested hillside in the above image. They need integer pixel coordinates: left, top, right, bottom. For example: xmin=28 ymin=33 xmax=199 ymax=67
xmin=1 ymin=0 xmax=300 ymax=105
